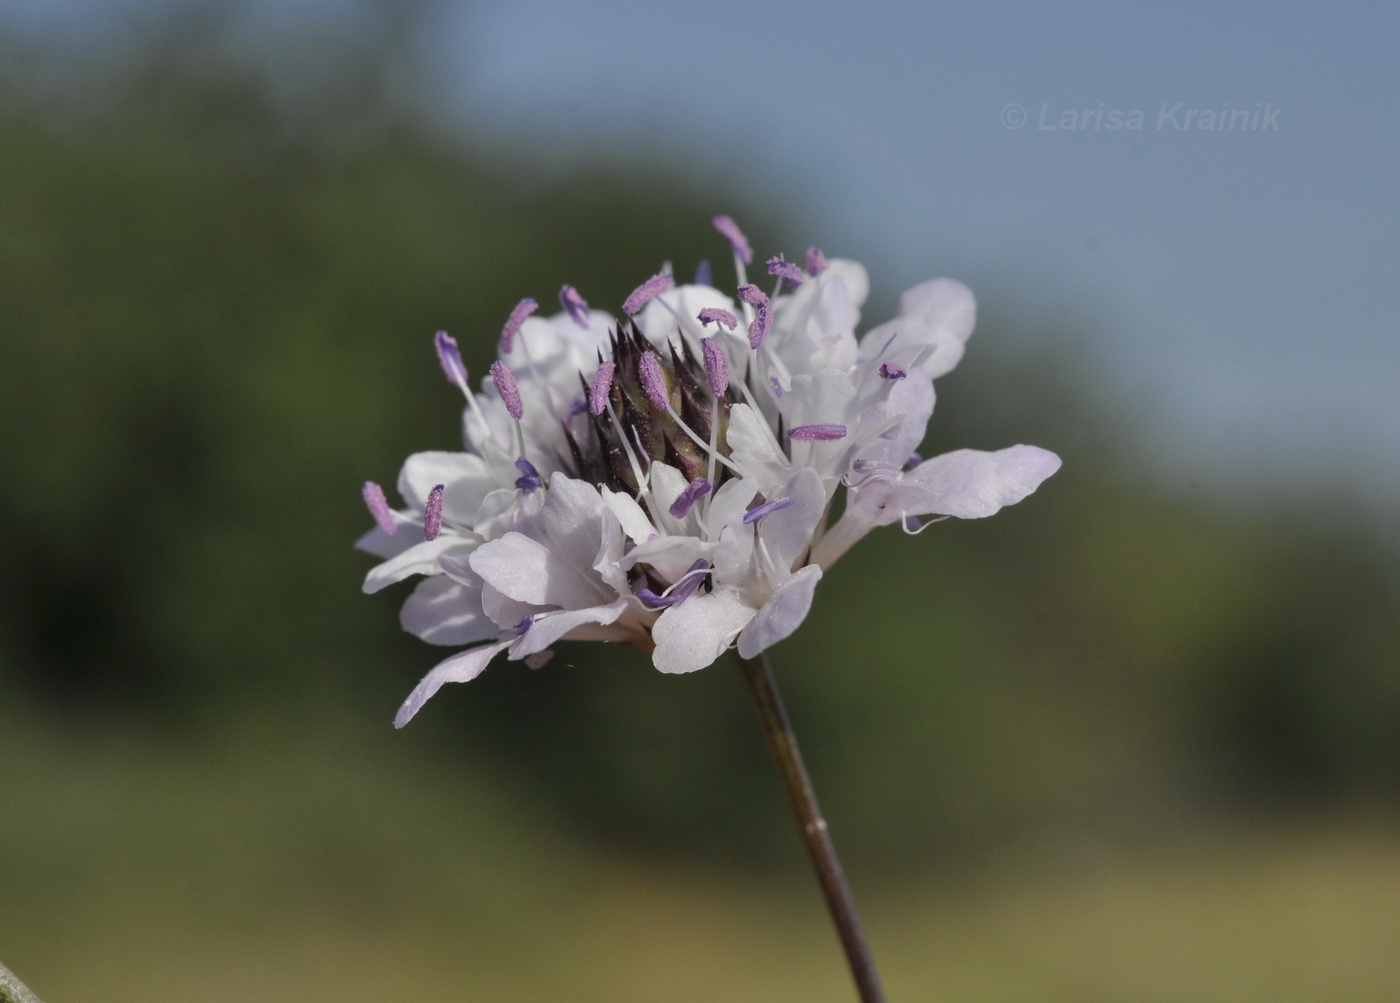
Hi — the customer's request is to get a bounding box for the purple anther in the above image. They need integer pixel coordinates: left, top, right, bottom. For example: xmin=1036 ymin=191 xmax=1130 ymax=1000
xmin=568 ymin=395 xmax=588 ymax=417
xmin=514 ymin=457 xmax=542 ymax=491
xmin=362 ymin=481 xmax=396 ymax=535
xmin=589 ymin=361 xmax=616 ymax=416
xmin=736 ymin=284 xmax=772 ymax=349
xmin=712 ymin=214 xmax=753 ymax=265
xmin=490 ymin=361 xmax=523 ymax=420
xmin=905 ymin=452 xmax=923 ymax=468
xmin=637 ymin=559 xmax=711 ymax=609
xmin=512 ymin=614 xmax=534 ymax=635
xmin=788 ymin=423 xmax=848 ymax=441
xmin=697 ymin=307 xmax=738 ymax=330
xmin=701 ymin=338 xmax=729 ymax=396
xmin=769 ymin=376 xmax=786 ymax=398
xmin=638 ymin=350 xmax=669 ymax=410
xmin=879 ymin=362 xmax=907 ymax=380
xmin=499 ymin=297 xmax=538 ymax=353
xmin=694 ymin=259 xmax=712 ymax=286
xmin=559 ymin=284 xmax=590 ymax=329
xmin=742 ymin=497 xmax=794 ymax=525
xmin=622 ymin=273 xmax=673 ymax=315
xmin=736 ymin=283 xmax=768 ymax=307
xmin=766 ymin=256 xmax=805 ymax=288
xmin=423 ymin=484 xmax=445 ymax=541
xmin=805 ymin=246 xmax=828 ymax=276
xmin=748 ymin=302 xmax=771 ymax=349
xmin=669 ymin=476 xmax=712 ymax=518
xmin=434 ymin=331 xmax=467 ymax=387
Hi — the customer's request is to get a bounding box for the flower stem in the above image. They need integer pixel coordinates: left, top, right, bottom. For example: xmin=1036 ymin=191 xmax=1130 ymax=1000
xmin=736 ymin=652 xmax=888 ymax=1003
xmin=0 ymin=961 xmax=44 ymax=1003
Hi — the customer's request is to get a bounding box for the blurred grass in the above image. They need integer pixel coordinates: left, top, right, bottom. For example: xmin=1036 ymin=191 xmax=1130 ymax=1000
xmin=4 ymin=704 xmax=1399 ymax=1002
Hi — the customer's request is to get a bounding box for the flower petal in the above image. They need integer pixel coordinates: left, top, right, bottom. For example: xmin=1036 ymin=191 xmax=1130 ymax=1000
xmin=736 ymin=564 xmax=822 ymax=659
xmin=393 ymin=639 xmax=513 ymax=728
xmin=899 ymin=444 xmax=1062 ymax=520
xmin=651 ymin=590 xmax=756 ymax=674
xmin=470 ymin=532 xmax=605 ymax=609
xmin=362 ymin=537 xmax=469 ymax=594
xmin=511 ymin=599 xmax=631 ymax=656
xmin=399 ymin=575 xmax=498 ymax=646
xmin=758 ymin=467 xmax=827 ymax=573
xmin=860 ymin=278 xmax=976 ymax=379
xmin=398 ymin=451 xmax=495 ymax=523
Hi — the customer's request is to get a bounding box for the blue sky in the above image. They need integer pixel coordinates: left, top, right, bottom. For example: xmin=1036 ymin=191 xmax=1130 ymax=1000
xmin=9 ymin=0 xmax=1399 ymax=506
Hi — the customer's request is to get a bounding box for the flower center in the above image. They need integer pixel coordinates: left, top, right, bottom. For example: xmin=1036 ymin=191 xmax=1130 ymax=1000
xmin=565 ymin=322 xmax=737 ymax=494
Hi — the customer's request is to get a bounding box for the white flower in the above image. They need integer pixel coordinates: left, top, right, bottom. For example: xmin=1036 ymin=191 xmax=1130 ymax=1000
xmin=361 ymin=218 xmax=1062 ymax=727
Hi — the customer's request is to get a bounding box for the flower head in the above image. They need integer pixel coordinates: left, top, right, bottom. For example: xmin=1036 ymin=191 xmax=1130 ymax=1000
xmin=360 ymin=218 xmax=1061 ymax=726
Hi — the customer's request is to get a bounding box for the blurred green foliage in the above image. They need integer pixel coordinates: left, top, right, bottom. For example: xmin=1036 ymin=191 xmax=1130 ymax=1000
xmin=1 ymin=13 xmax=1397 ymax=884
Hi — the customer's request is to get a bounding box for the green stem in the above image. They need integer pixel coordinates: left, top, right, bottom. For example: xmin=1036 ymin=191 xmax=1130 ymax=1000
xmin=0 ymin=962 xmax=44 ymax=1003
xmin=737 ymin=652 xmax=888 ymax=1003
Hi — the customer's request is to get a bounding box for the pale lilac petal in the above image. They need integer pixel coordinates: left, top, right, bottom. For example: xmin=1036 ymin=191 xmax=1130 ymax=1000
xmin=757 ymin=468 xmax=827 ymax=572
xmin=394 ymin=640 xmax=513 ymax=728
xmin=470 ymin=531 xmax=605 ymax=610
xmin=481 ymin=580 xmax=540 ymax=631
xmin=860 ymin=278 xmax=976 ymax=379
xmin=355 ymin=523 xmax=415 ymax=560
xmin=511 ymin=599 xmax=630 ymax=656
xmin=599 ymin=487 xmax=658 ymax=545
xmin=397 ymin=451 xmax=494 ymax=520
xmin=540 ymin=473 xmax=615 ymax=579
xmin=651 ymin=590 xmax=757 ymax=674
xmin=736 ymin=565 xmax=822 ymax=659
xmin=900 ymin=445 xmax=1062 ymax=520
xmin=399 ymin=575 xmax=497 ymax=646
xmin=362 ymin=537 xmax=466 ymax=594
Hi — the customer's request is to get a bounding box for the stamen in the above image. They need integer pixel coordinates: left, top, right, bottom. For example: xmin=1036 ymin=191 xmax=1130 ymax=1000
xmin=423 ymin=484 xmax=445 ymax=541
xmin=514 ymin=457 xmax=542 ymax=491
xmin=638 ymin=350 xmax=669 ymax=411
xmin=788 ymin=424 xmax=848 ymax=441
xmin=805 ymin=246 xmax=828 ymax=275
xmin=637 ymin=559 xmax=711 ymax=609
xmin=711 ymin=215 xmax=753 ymax=265
xmin=499 ymin=298 xmax=539 ymax=353
xmin=879 ymin=362 xmax=907 ymax=380
xmin=669 ymin=476 xmax=712 ymax=518
xmin=362 ymin=481 xmax=396 ymax=535
xmin=766 ymin=256 xmax=805 ymax=288
xmin=622 ymin=273 xmax=673 ymax=315
xmin=736 ymin=284 xmax=767 ymax=307
xmin=701 ymin=338 xmax=729 ymax=396
xmin=490 ymin=361 xmax=524 ymax=420
xmin=743 ymin=497 xmax=794 ymax=525
xmin=905 ymin=452 xmax=923 ymax=468
xmin=769 ymin=376 xmax=786 ymax=398
xmin=694 ymin=259 xmax=712 ymax=286
xmin=589 ymin=361 xmax=616 ymax=416
xmin=559 ymin=285 xmax=591 ymax=329
xmin=697 ymin=307 xmax=738 ymax=331
xmin=434 ymin=331 xmax=468 ymax=388
xmin=512 ymin=615 xmax=534 ymax=635
xmin=737 ymin=284 xmax=772 ymax=348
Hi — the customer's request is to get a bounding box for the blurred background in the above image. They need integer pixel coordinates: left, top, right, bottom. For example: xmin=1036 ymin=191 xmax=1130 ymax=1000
xmin=2 ymin=2 xmax=1398 ymax=1000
